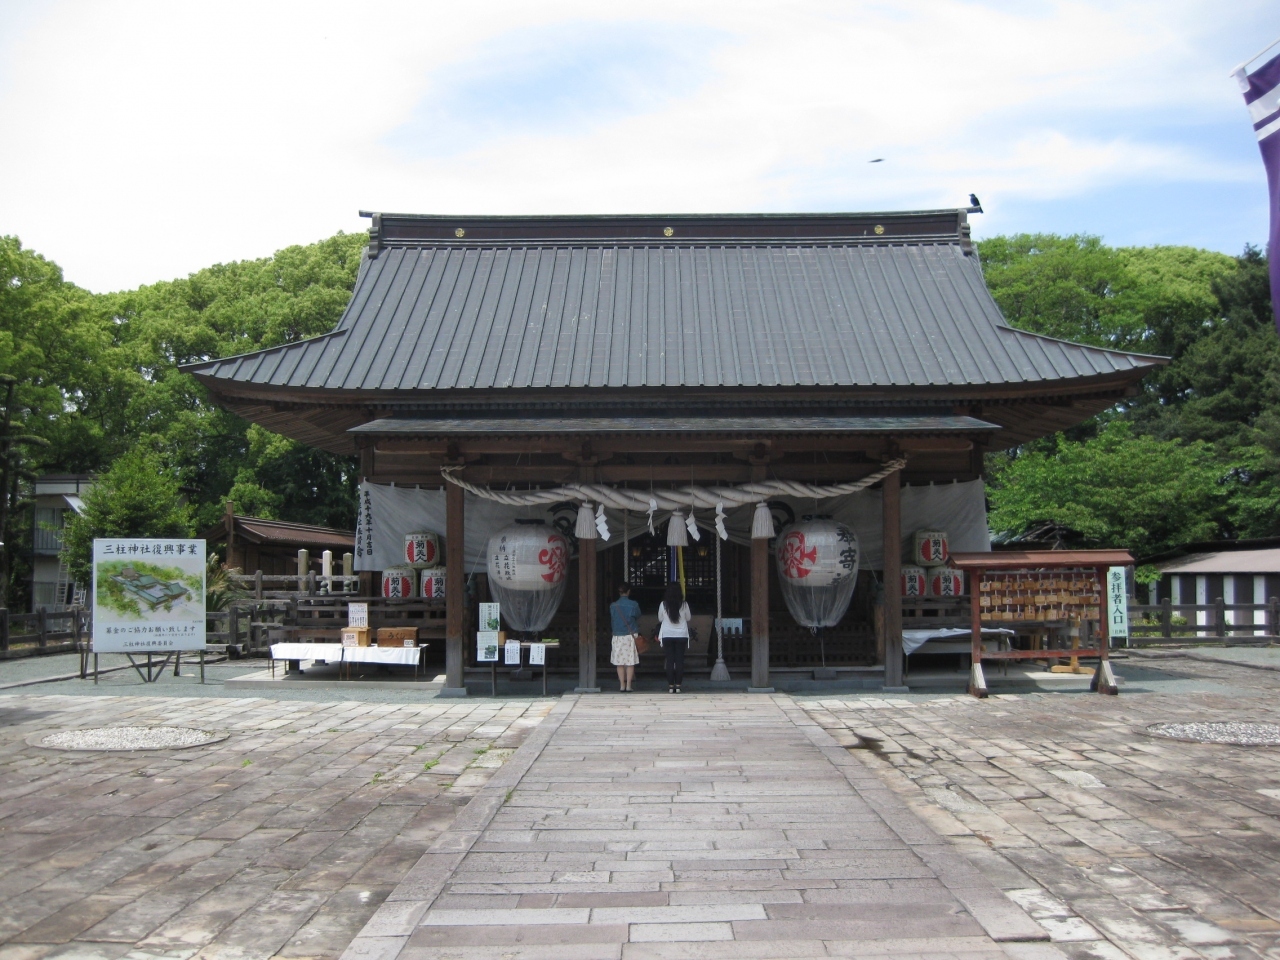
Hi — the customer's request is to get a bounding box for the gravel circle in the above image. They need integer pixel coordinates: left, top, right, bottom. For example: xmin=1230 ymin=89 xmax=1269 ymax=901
xmin=39 ymin=726 xmax=223 ymax=751
xmin=1147 ymin=721 xmax=1280 ymax=746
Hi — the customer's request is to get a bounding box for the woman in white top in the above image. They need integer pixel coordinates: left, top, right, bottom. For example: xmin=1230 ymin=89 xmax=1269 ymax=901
xmin=657 ymin=581 xmax=692 ymax=694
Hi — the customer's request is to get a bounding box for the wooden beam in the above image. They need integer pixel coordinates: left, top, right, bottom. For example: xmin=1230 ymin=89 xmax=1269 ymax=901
xmin=882 ymin=468 xmax=904 ymax=690
xmin=444 ymin=479 xmax=466 ymax=694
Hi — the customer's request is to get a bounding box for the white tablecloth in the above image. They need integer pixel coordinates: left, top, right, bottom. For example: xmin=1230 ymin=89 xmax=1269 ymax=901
xmin=340 ymin=646 xmax=421 ymax=666
xmin=902 ymin=628 xmax=1013 ymax=656
xmin=270 ymin=643 xmax=343 ymax=661
xmin=269 ymin=644 xmax=421 ymax=666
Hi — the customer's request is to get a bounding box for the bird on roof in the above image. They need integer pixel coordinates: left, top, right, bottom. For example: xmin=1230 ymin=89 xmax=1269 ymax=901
xmin=969 ymin=193 xmax=983 ymax=212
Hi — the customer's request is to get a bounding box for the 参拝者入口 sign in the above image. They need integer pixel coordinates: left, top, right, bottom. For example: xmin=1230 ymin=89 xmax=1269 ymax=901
xmin=1106 ymin=566 xmax=1130 ymax=642
xmin=92 ymin=539 xmax=206 ymax=652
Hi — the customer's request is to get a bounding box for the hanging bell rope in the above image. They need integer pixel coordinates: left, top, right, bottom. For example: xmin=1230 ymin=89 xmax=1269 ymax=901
xmin=439 ymin=458 xmax=907 ymax=520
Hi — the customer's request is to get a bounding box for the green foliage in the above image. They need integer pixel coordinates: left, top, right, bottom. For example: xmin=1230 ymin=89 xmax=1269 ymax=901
xmin=62 ymin=448 xmax=193 ymax=584
xmin=205 ymin=551 xmax=247 ymax=611
xmin=986 ymin=422 xmax=1228 ymax=557
xmin=0 ymin=231 xmax=365 ymax=605
xmin=980 ymin=236 xmax=1274 ymax=552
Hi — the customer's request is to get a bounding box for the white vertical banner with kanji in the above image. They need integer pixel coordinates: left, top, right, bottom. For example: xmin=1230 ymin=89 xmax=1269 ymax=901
xmin=1106 ymin=566 xmax=1130 ymax=645
xmin=92 ymin=539 xmax=206 ymax=652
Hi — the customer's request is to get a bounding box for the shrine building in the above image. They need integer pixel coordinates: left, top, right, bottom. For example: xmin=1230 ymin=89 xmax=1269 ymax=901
xmin=184 ymin=209 xmax=1164 ymax=694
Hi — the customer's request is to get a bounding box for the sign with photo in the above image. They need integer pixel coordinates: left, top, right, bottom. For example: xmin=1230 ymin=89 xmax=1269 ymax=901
xmin=92 ymin=539 xmax=206 ymax=652
xmin=476 ymin=631 xmax=500 ymax=662
xmin=479 ymin=602 xmax=501 ymax=631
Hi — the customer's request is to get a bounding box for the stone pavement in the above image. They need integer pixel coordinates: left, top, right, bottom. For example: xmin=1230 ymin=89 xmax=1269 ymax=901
xmin=0 ymin=692 xmax=553 ymax=960
xmin=345 ymin=693 xmax=1052 ymax=960
xmin=798 ymin=654 xmax=1280 ymax=960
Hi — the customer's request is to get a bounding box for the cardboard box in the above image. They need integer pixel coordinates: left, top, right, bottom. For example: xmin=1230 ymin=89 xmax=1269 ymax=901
xmin=341 ymin=626 xmax=371 ymax=647
xmin=376 ymin=626 xmax=419 ymax=647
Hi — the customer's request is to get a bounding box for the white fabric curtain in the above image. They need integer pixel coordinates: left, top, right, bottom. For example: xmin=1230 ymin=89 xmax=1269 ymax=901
xmin=354 ymin=480 xmax=990 ymax=573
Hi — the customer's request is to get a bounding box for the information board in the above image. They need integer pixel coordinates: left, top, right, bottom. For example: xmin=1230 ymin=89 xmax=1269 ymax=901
xmin=479 ymin=603 xmax=501 ymax=631
xmin=92 ymin=539 xmax=206 ymax=652
xmin=476 ymin=631 xmax=500 ymax=661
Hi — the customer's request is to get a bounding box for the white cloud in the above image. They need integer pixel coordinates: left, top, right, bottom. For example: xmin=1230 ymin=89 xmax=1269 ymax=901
xmin=0 ymin=0 xmax=1271 ymax=291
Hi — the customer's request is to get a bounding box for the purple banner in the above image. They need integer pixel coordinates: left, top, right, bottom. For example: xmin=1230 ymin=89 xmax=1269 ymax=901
xmin=1241 ymin=51 xmax=1280 ymax=333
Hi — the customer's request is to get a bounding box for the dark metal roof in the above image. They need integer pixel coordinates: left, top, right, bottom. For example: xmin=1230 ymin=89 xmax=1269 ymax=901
xmin=349 ymin=414 xmax=1001 ymax=437
xmin=184 ymin=210 xmax=1163 ymax=394
xmin=202 ymin=514 xmax=354 ymax=548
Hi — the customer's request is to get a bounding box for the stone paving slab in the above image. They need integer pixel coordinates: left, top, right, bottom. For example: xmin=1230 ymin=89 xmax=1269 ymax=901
xmin=0 ymin=691 xmax=552 ymax=959
xmin=344 ymin=693 xmax=1055 ymax=960
xmin=795 ymin=654 xmax=1280 ymax=960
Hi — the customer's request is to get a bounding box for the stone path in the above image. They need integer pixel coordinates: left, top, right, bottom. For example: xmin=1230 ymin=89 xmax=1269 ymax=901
xmin=347 ymin=693 xmax=1051 ymax=960
xmin=798 ymin=666 xmax=1280 ymax=960
xmin=0 ymin=693 xmax=552 ymax=960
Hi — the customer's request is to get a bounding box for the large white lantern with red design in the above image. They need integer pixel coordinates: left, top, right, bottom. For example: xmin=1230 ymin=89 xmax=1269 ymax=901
xmin=485 ymin=521 xmax=570 ymax=632
xmin=774 ymin=516 xmax=860 ymax=628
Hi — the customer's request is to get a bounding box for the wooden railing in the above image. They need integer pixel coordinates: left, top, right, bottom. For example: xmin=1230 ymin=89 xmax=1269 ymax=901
xmin=0 ymin=607 xmax=86 ymax=654
xmin=1127 ymin=599 xmax=1280 ymax=645
xmin=226 ymin=572 xmax=361 ymax=600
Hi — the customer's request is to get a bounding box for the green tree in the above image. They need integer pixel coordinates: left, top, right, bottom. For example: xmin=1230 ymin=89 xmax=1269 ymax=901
xmin=62 ymin=448 xmax=193 ymax=584
xmin=986 ymin=421 xmax=1229 ymax=558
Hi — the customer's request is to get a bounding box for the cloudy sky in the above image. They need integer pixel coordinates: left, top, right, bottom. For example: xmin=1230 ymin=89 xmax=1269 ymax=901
xmin=0 ymin=0 xmax=1275 ymax=292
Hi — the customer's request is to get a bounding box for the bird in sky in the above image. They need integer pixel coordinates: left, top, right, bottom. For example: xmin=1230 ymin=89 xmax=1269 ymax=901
xmin=868 ymin=158 xmax=884 ymax=163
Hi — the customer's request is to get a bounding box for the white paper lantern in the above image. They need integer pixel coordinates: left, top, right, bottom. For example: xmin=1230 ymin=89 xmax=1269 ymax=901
xmin=901 ymin=566 xmax=927 ymax=598
xmin=420 ymin=568 xmax=446 ymax=600
xmin=775 ymin=516 xmax=860 ymax=628
xmin=913 ymin=529 xmax=949 ymax=566
xmin=928 ymin=568 xmax=964 ymax=598
xmin=404 ymin=531 xmax=441 ymax=567
xmin=485 ymin=522 xmax=570 ymax=632
xmin=382 ymin=566 xmax=416 ymax=599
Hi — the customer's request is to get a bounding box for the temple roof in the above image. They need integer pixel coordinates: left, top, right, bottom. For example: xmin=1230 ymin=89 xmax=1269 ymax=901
xmin=184 ymin=210 xmax=1163 ymax=396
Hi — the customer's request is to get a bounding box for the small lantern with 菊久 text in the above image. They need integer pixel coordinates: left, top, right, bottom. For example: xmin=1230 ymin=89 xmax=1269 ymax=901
xmin=420 ymin=568 xmax=445 ymax=600
xmin=404 ymin=531 xmax=441 ymax=568
xmin=382 ymin=565 xmax=416 ymax=599
xmin=901 ymin=566 xmax=928 ymax=598
xmin=928 ymin=568 xmax=964 ymax=598
xmin=913 ymin=529 xmax=949 ymax=566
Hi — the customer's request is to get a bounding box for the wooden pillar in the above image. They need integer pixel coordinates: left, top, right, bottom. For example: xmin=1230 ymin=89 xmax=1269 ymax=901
xmin=882 ymin=468 xmax=905 ymax=690
xmin=443 ymin=479 xmax=467 ymax=695
xmin=750 ymin=463 xmax=772 ymax=692
xmin=577 ymin=538 xmax=599 ymax=691
xmin=224 ymin=501 xmax=237 ymax=568
xmin=576 ymin=461 xmax=600 ymax=692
